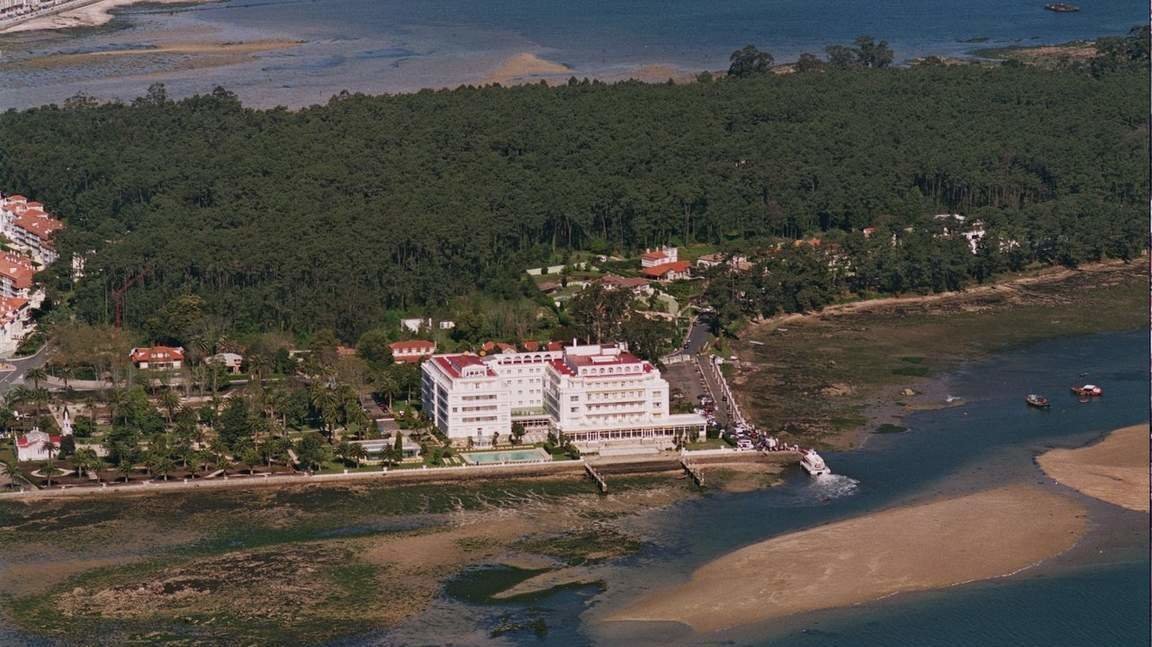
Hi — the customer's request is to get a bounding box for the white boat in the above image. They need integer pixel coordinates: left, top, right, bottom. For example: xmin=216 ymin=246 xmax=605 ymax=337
xmin=800 ymin=449 xmax=831 ymax=476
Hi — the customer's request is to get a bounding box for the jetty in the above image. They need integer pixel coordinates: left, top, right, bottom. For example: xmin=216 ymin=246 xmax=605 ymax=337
xmin=680 ymin=457 xmax=705 ymax=487
xmin=584 ymin=460 xmax=608 ymax=493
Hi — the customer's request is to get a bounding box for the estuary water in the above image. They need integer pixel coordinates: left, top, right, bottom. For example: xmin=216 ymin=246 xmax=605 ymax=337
xmin=0 ymin=0 xmax=1144 ymax=108
xmin=371 ymin=328 xmax=1149 ymax=645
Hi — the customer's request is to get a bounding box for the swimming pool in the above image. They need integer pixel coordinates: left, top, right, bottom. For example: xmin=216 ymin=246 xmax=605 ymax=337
xmin=460 ymin=448 xmax=553 ymax=465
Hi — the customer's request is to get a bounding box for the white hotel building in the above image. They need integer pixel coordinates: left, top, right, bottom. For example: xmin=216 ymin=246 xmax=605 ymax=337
xmin=421 ymin=342 xmax=705 ymax=451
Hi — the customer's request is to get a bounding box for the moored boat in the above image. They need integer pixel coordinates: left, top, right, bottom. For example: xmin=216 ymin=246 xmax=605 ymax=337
xmin=800 ymin=449 xmax=831 ymax=476
xmin=1071 ymin=384 xmax=1103 ymax=397
xmin=1044 ymin=3 xmax=1080 ymax=12
xmin=1026 ymin=394 xmax=1050 ymax=408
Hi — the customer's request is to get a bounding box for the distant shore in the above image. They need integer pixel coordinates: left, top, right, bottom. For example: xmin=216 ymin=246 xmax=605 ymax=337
xmin=1038 ymin=424 xmax=1149 ymax=512
xmin=605 ymin=484 xmax=1087 ymax=633
xmin=0 ymin=0 xmax=212 ymax=34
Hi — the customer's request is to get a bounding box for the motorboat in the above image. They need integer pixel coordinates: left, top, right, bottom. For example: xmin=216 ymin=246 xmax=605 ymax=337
xmin=800 ymin=449 xmax=831 ymax=476
xmin=1025 ymin=394 xmax=1050 ymax=408
xmin=1071 ymin=384 xmax=1103 ymax=398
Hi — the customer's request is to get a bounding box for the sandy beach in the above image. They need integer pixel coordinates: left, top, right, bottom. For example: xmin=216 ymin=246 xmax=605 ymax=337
xmin=606 ymin=485 xmax=1086 ymax=633
xmin=1038 ymin=424 xmax=1149 ymax=512
xmin=482 ymin=52 xmax=571 ymax=85
xmin=1 ymin=0 xmax=212 ymax=34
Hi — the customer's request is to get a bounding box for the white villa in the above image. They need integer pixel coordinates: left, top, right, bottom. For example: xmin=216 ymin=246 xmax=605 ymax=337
xmin=15 ymin=428 xmax=61 ymax=462
xmin=421 ymin=342 xmax=705 ymax=451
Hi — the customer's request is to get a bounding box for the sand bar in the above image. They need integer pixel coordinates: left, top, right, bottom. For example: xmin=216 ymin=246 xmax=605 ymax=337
xmin=482 ymin=52 xmax=571 ymax=85
xmin=1038 ymin=424 xmax=1149 ymax=512
xmin=607 ymin=485 xmax=1086 ymax=633
xmin=5 ymin=39 xmax=304 ymax=70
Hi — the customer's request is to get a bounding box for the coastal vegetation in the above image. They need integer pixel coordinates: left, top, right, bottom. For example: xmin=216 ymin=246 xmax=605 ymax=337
xmin=0 ymin=31 xmax=1145 ymax=346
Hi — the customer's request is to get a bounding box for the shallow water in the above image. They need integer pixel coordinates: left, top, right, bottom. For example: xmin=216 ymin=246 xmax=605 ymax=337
xmin=0 ymin=0 xmax=1143 ymax=107
xmin=364 ymin=329 xmax=1148 ymax=645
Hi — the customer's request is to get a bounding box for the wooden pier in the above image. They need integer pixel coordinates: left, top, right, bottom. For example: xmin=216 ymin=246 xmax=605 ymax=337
xmin=680 ymin=457 xmax=705 ymax=488
xmin=584 ymin=461 xmax=608 ymax=493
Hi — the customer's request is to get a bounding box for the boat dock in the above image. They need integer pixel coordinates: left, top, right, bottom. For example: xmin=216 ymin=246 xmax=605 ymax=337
xmin=583 ymin=460 xmax=608 ymax=493
xmin=680 ymin=456 xmax=705 ymax=487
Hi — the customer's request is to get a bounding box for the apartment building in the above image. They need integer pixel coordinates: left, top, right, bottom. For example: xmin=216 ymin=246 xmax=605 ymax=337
xmin=422 ymin=342 xmax=705 ymax=450
xmin=0 ymin=193 xmax=64 ymax=264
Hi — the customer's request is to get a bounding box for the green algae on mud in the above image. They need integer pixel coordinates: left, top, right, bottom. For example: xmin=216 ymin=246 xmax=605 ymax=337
xmin=1 ymin=475 xmax=689 ymax=644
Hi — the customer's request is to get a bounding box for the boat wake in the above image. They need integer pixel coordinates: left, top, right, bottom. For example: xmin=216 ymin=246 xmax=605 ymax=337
xmin=809 ymin=473 xmax=860 ymax=500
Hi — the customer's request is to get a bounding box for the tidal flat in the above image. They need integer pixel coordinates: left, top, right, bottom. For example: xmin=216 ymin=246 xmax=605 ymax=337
xmin=0 ymin=475 xmax=696 ymax=644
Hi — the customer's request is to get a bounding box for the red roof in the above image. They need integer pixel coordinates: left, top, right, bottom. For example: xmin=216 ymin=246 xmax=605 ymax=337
xmin=546 ymin=341 xmax=564 ymax=351
xmin=0 ymin=252 xmax=35 ymax=290
xmin=601 ymin=274 xmax=650 ymax=289
xmin=130 ymin=346 xmax=185 ymax=363
xmin=13 ymin=212 xmax=64 ymax=242
xmin=390 ymin=340 xmax=435 ymax=350
xmin=4 ymin=195 xmax=27 ymax=203
xmin=16 ymin=434 xmax=61 ymax=448
xmin=522 ymin=340 xmax=540 ymax=352
xmin=642 ymin=250 xmax=668 ymax=261
xmin=567 ymin=351 xmax=643 ymax=367
xmin=642 ymin=261 xmax=691 ymax=278
xmin=432 ymin=354 xmax=495 ymax=378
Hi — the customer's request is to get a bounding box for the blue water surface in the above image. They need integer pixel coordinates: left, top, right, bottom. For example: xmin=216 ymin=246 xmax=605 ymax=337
xmin=373 ymin=329 xmax=1148 ymax=646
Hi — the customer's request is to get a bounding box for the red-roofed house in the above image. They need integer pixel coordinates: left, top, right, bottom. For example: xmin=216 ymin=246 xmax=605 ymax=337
xmin=640 ymin=246 xmax=678 ymax=268
xmin=389 ymin=340 xmax=436 ymax=363
xmin=642 ymin=261 xmax=691 ymax=281
xmin=599 ymin=274 xmax=653 ymax=296
xmin=130 ymin=346 xmax=185 ymax=370
xmin=15 ymin=429 xmax=62 ymax=462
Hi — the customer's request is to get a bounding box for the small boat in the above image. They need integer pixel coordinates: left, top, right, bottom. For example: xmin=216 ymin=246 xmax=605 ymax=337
xmin=1025 ymin=394 xmax=1050 ymax=408
xmin=1044 ymin=3 xmax=1079 ymax=12
xmin=1071 ymin=384 xmax=1103 ymax=398
xmin=800 ymin=449 xmax=831 ymax=477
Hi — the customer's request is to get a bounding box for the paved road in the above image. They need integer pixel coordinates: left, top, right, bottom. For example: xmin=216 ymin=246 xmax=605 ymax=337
xmin=683 ymin=315 xmax=713 ymax=354
xmin=0 ymin=344 xmax=51 ymax=399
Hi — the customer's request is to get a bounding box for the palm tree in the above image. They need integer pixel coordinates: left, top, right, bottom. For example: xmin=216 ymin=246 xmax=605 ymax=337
xmin=73 ymin=448 xmax=102 ymax=481
xmin=158 ymin=390 xmax=181 ymax=424
xmin=0 ymin=457 xmax=28 ymax=489
xmin=104 ymin=388 xmax=127 ymax=426
xmin=31 ymin=387 xmax=50 ymax=417
xmin=348 ymin=443 xmax=367 ymax=468
xmin=24 ymin=367 xmax=48 ymax=391
xmin=309 ymin=383 xmax=341 ymax=442
xmin=41 ymin=439 xmax=57 ymax=487
xmin=247 ymin=353 xmax=268 ymax=384
xmin=146 ymin=451 xmax=175 ymax=481
xmin=335 ymin=441 xmax=355 ymax=467
xmin=116 ymin=456 xmax=135 ymax=483
xmin=5 ymin=384 xmax=32 ymax=410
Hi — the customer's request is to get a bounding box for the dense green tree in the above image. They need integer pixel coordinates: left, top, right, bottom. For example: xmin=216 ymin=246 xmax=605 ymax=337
xmin=0 ymin=35 xmax=1144 ymax=343
xmin=356 ymin=328 xmax=394 ymax=367
xmin=728 ymin=45 xmax=775 ymax=77
xmin=216 ymin=397 xmax=252 ymax=450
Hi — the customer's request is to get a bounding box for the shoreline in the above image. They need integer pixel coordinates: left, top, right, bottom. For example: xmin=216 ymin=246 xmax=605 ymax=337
xmin=729 ymin=259 xmax=1146 ymax=450
xmin=0 ymin=0 xmax=213 ymax=34
xmin=604 ymin=484 xmax=1088 ymax=633
xmin=1 ymin=449 xmax=794 ymax=500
